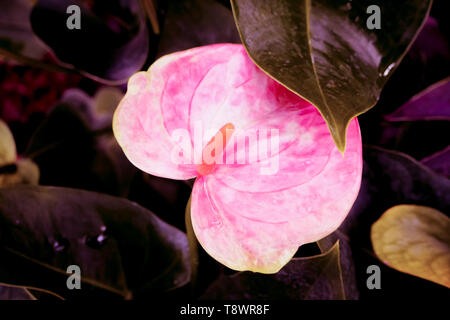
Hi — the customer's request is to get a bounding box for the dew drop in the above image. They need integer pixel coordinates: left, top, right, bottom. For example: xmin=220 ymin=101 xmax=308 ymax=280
xmin=96 ymin=234 xmax=108 ymax=244
xmin=53 ymin=238 xmax=69 ymax=252
xmin=383 ymin=63 xmax=396 ymax=77
xmin=84 ymin=231 xmax=109 ymax=249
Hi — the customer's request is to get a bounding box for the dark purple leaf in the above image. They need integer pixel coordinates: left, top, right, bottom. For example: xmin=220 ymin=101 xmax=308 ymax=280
xmin=377 ymin=120 xmax=449 ymax=160
xmin=343 ymin=146 xmax=450 ymax=238
xmin=373 ymin=78 xmax=450 ymax=160
xmin=336 ymin=146 xmax=450 ymax=299
xmin=201 ymin=242 xmax=346 ymax=300
xmin=421 ymin=146 xmax=450 ymax=178
xmin=358 ymin=15 xmax=449 ymax=152
xmin=385 ymin=77 xmax=450 ymax=121
xmin=0 ymin=185 xmax=191 ymax=299
xmin=30 ymin=0 xmax=149 ymax=83
xmin=0 ymin=0 xmax=47 ymax=59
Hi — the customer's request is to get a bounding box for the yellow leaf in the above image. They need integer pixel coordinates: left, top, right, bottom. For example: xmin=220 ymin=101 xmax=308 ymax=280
xmin=0 ymin=158 xmax=40 ymax=187
xmin=93 ymin=87 xmax=124 ymax=116
xmin=0 ymin=119 xmax=17 ymax=166
xmin=371 ymin=204 xmax=450 ymax=288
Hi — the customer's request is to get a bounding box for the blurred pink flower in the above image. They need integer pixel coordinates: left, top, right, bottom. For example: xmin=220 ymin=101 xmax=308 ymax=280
xmin=113 ymin=44 xmax=362 ymax=273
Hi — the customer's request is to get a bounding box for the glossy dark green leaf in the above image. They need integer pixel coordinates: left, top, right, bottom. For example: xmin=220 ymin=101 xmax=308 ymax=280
xmin=202 ymin=242 xmax=346 ymax=300
xmin=317 ymin=231 xmax=359 ymax=299
xmin=357 ymin=15 xmax=450 ymax=156
xmin=231 ymin=0 xmax=432 ymax=151
xmin=30 ymin=0 xmax=149 ymax=83
xmin=0 ymin=185 xmax=191 ymax=299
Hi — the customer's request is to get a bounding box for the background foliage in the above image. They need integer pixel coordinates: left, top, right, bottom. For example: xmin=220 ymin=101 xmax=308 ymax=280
xmin=0 ymin=0 xmax=448 ymax=300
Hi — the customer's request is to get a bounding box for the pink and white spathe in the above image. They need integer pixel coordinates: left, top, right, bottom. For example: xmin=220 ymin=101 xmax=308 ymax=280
xmin=113 ymin=44 xmax=362 ymax=273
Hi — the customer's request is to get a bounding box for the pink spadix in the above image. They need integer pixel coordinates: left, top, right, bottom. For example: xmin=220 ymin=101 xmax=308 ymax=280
xmin=197 ymin=123 xmax=235 ymax=176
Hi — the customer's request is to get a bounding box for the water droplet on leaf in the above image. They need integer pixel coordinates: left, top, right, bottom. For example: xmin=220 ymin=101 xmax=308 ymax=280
xmin=96 ymin=234 xmax=108 ymax=244
xmin=383 ymin=63 xmax=396 ymax=77
xmin=84 ymin=231 xmax=109 ymax=249
xmin=53 ymin=238 xmax=69 ymax=252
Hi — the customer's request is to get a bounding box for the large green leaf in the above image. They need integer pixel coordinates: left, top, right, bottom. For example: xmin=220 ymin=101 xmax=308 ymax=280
xmin=371 ymin=204 xmax=450 ymax=288
xmin=231 ymin=0 xmax=432 ymax=152
xmin=0 ymin=185 xmax=191 ymax=299
xmin=202 ymin=241 xmax=346 ymax=300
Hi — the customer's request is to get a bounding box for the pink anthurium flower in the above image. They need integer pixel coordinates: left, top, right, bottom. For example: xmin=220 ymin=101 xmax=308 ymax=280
xmin=113 ymin=44 xmax=362 ymax=273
